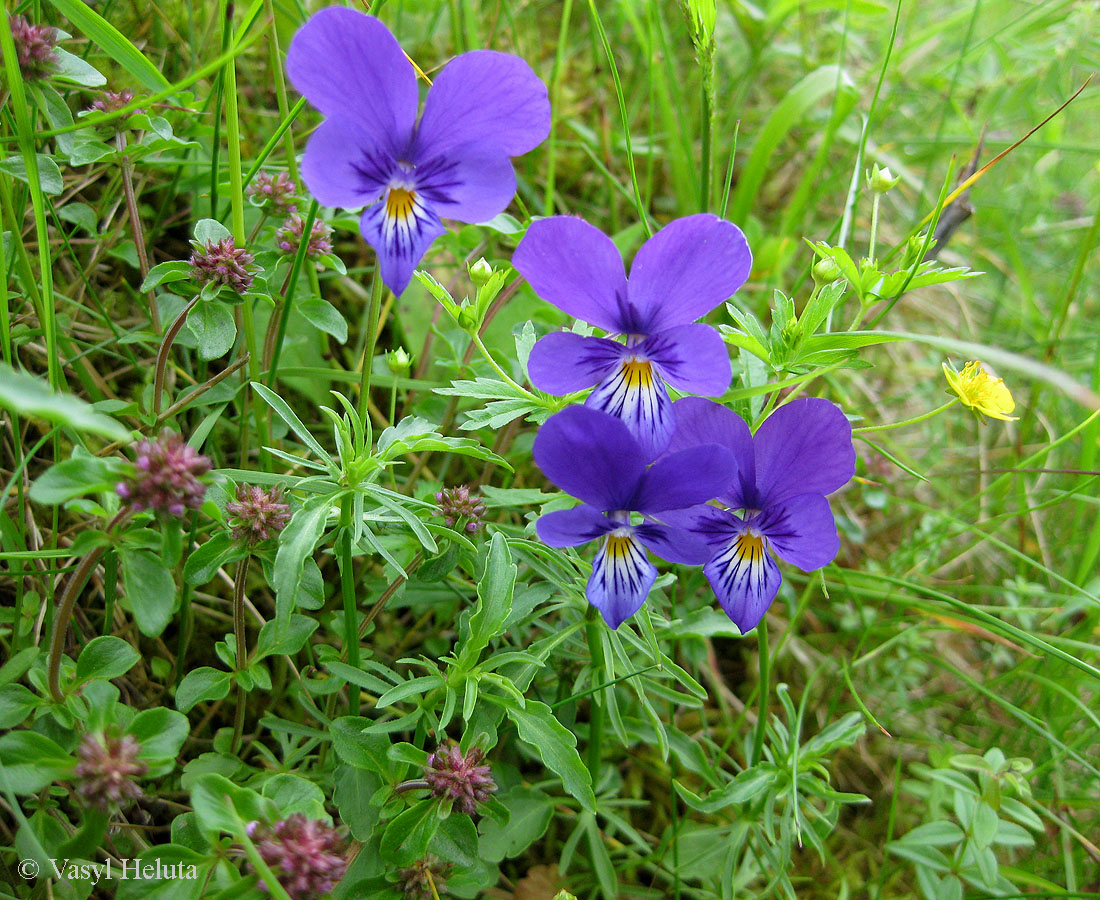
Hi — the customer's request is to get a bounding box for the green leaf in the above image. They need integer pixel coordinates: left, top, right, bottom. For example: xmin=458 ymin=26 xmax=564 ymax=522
xmin=76 ymin=635 xmax=140 ymax=683
xmin=187 ymin=299 xmax=237 ymax=361
xmin=141 ymin=260 xmax=194 ymax=292
xmin=462 ymin=533 xmax=516 ymax=665
xmin=0 ymin=154 xmax=64 ymax=194
xmin=46 ymin=0 xmax=172 ymax=91
xmin=58 ymin=201 xmax=99 ymax=234
xmin=897 ymin=821 xmax=965 ymax=847
xmin=52 ymin=47 xmax=106 ymax=86
xmin=68 ymin=138 xmax=116 ymax=166
xmin=478 ymin=786 xmax=552 ymax=862
xmin=330 ymin=717 xmax=393 ymax=775
xmin=193 ymin=218 xmax=232 ymax=245
xmin=129 ymin=707 xmax=189 ymax=762
xmin=1 ymin=364 xmax=130 ymax=441
xmin=30 ymin=454 xmax=124 ymax=504
xmin=190 ymin=773 xmax=275 ymax=837
xmin=183 ymin=532 xmax=243 ymax=586
xmin=272 ymin=497 xmax=331 ymax=628
xmin=252 ymin=382 xmax=333 ymax=464
xmin=299 ymin=297 xmax=348 ymax=343
xmin=120 ymin=547 xmax=177 ymax=637
xmin=176 ymin=667 xmax=232 ymax=713
xmin=253 ymin=615 xmax=318 ymax=661
xmin=0 ymin=684 xmax=38 ymax=729
xmin=375 ymin=675 xmax=444 ymax=709
xmin=498 ymin=698 xmax=595 ymax=813
xmin=380 ymin=798 xmax=439 ymax=865
xmin=0 ymin=730 xmax=74 ymax=794
xmin=262 ymin=773 xmax=328 ymax=820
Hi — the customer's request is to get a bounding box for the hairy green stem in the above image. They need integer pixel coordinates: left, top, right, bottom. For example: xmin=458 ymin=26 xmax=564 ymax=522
xmin=153 ymin=297 xmax=199 ymax=417
xmin=231 ymin=557 xmax=249 ymax=753
xmin=750 ymin=621 xmax=769 ymax=767
xmin=338 ymin=496 xmax=360 ymax=714
xmin=584 ymin=605 xmax=606 ymax=799
xmin=543 ymin=0 xmax=575 ymax=214
xmin=357 ymin=272 xmax=386 ymax=427
xmin=854 ymin=399 xmax=958 ymax=434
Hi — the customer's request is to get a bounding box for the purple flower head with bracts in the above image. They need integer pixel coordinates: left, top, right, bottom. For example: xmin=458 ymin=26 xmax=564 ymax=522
xmin=665 ymin=398 xmax=855 ymax=633
xmin=515 ymin=214 xmax=751 ymax=460
xmin=287 ymin=8 xmax=550 ymax=295
xmin=534 ymin=406 xmax=736 ymax=628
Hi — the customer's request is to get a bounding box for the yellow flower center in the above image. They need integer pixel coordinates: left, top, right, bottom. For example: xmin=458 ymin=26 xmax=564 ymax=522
xmin=943 ymin=360 xmax=1017 ymax=421
xmin=621 ymin=359 xmax=654 ymax=389
xmin=386 ymin=187 xmax=416 ymax=220
xmin=733 ymin=530 xmax=765 ymax=563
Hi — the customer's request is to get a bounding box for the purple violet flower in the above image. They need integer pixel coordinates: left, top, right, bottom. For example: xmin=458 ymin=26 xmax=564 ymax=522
xmin=534 ymin=405 xmax=736 ymax=628
xmin=9 ymin=14 xmax=59 ymax=81
xmin=514 ymin=214 xmax=751 ymax=459
xmin=286 ymin=8 xmax=551 ymax=295
xmin=665 ymin=397 xmax=855 ymax=633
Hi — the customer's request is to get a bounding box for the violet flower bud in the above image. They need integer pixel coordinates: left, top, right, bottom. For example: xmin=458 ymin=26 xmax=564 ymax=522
xmin=250 ymin=815 xmax=348 ymax=900
xmin=89 ymin=89 xmax=138 ymax=114
xmin=274 ymin=213 xmax=333 ymax=259
xmin=73 ymin=733 xmax=147 ymax=810
xmin=9 ymin=14 xmax=58 ymax=81
xmin=226 ymin=485 xmax=291 ymax=545
xmin=189 ymin=237 xmax=256 ymax=294
xmin=116 ymin=428 xmax=211 ymax=517
xmin=246 ymin=171 xmax=298 ymax=216
xmin=423 ymin=743 xmax=496 ymax=815
xmin=435 ymin=485 xmax=486 ymax=533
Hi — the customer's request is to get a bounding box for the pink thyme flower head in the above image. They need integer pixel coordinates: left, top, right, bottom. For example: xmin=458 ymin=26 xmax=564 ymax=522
xmin=247 ymin=171 xmax=298 ymax=216
xmin=89 ymin=89 xmax=139 ymax=114
xmin=423 ymin=743 xmax=496 ymax=815
xmin=396 ymin=855 xmax=453 ymax=899
xmin=10 ymin=14 xmax=59 ymax=80
xmin=275 ymin=213 xmax=333 ymax=259
xmin=226 ymin=485 xmax=291 ymax=544
xmin=73 ymin=733 xmax=147 ymax=810
xmin=251 ymin=814 xmax=348 ymax=900
xmin=116 ymin=428 xmax=211 ymax=517
xmin=434 ymin=485 xmax=487 ymax=533
xmin=189 ymin=237 xmax=256 ymax=294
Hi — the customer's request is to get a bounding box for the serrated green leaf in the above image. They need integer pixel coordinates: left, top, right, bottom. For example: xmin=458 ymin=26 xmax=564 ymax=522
xmin=497 ymin=698 xmax=594 ymax=813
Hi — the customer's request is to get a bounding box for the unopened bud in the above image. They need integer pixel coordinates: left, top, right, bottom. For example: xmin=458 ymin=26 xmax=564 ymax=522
xmin=870 ymin=164 xmax=900 ymax=194
xmin=469 ymin=258 xmax=493 ymax=286
xmin=457 ymin=306 xmax=479 ymax=332
xmin=387 ymin=347 xmax=412 ymax=375
xmin=812 ymin=257 xmax=842 ymax=285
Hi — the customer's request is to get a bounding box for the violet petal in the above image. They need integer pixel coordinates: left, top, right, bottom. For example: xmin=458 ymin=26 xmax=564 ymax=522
xmin=415 ymin=50 xmax=550 ymax=160
xmin=627 ymin=214 xmax=752 ymax=333
xmin=513 ymin=217 xmax=630 ymax=334
xmin=528 ymin=332 xmax=625 ymax=394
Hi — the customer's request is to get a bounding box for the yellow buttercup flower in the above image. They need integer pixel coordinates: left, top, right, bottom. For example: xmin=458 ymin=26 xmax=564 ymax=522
xmin=942 ymin=360 xmax=1018 ymax=421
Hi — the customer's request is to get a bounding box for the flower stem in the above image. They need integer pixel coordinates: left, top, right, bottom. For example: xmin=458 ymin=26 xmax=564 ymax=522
xmin=268 ymin=200 xmax=320 ymax=383
xmin=750 ymin=621 xmax=769 ymax=767
xmin=543 ymin=0 xmax=574 ymax=215
xmin=231 ymin=557 xmax=249 ymax=753
xmin=117 ymin=132 xmax=158 ymax=332
xmin=357 ymin=272 xmax=386 ymax=427
xmin=853 ymin=398 xmax=959 ymax=434
xmin=48 ymin=546 xmax=108 ymax=702
xmin=868 ymin=191 xmax=881 ymax=265
xmin=338 ymin=495 xmax=360 ymax=714
xmin=471 ymin=332 xmax=540 ymax=401
xmin=584 ymin=605 xmax=606 ymax=800
xmin=153 ymin=297 xmax=199 ymax=417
